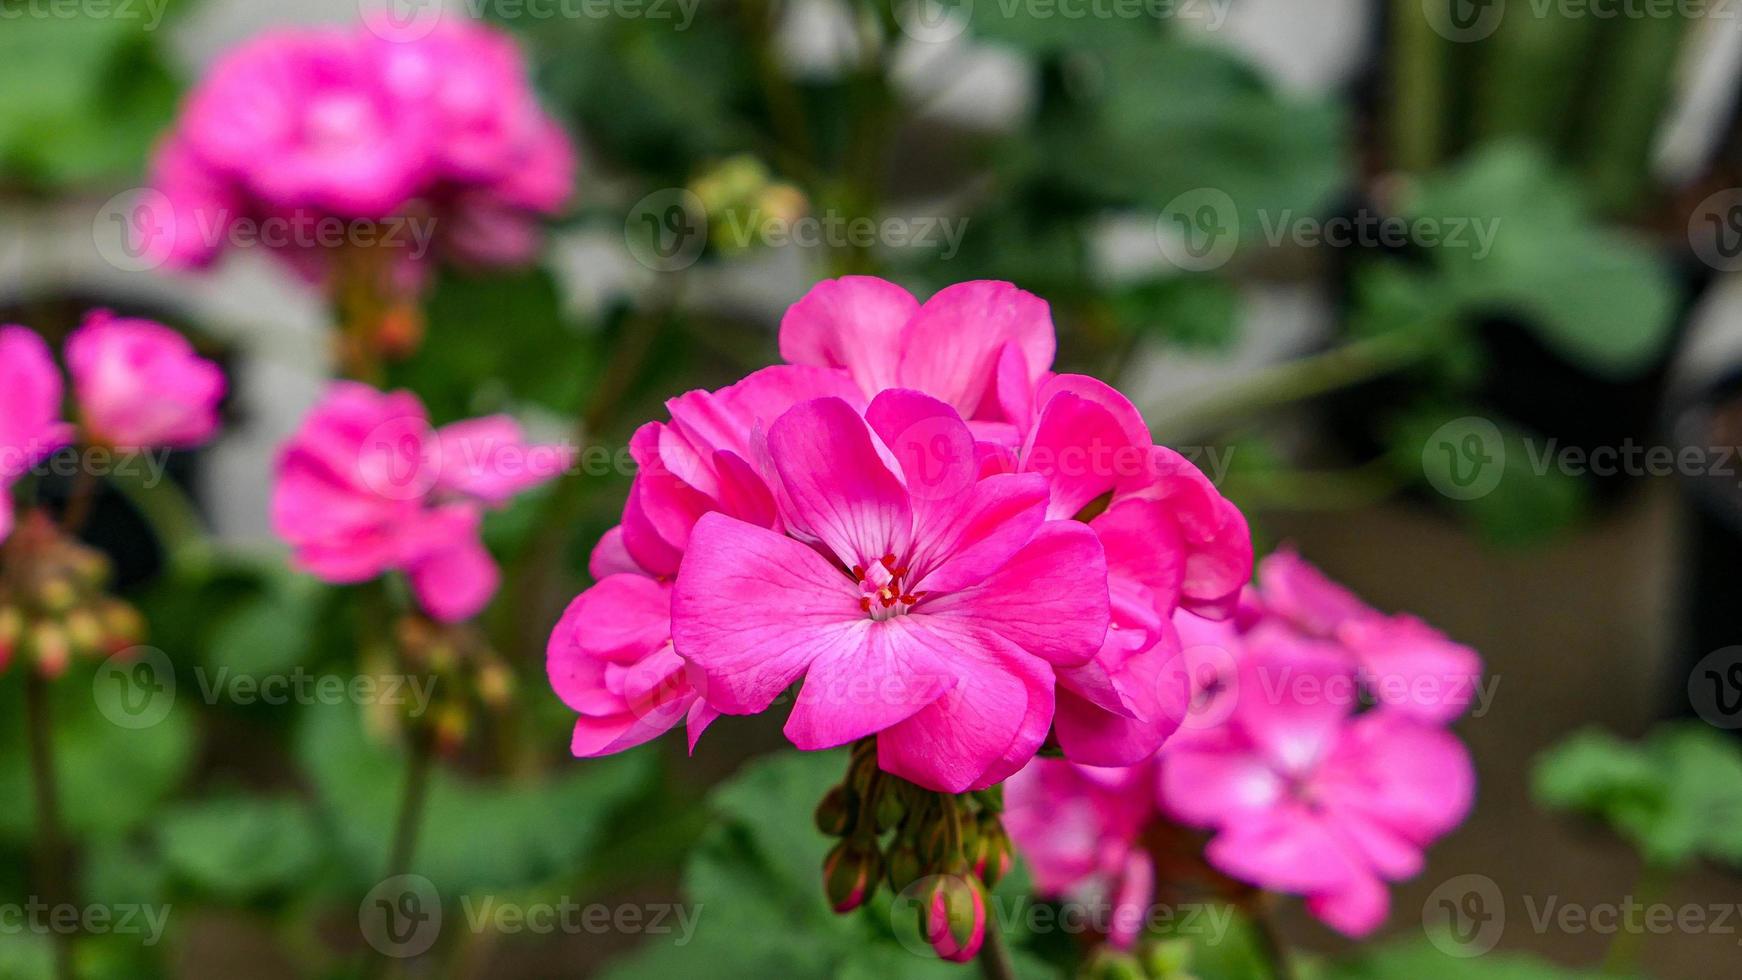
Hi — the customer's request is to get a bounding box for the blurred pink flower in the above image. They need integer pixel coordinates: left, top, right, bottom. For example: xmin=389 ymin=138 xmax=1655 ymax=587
xmin=148 ymin=18 xmax=574 ymax=282
xmin=66 ymin=311 xmax=225 ymax=451
xmin=0 ymin=328 xmax=73 ymax=543
xmin=1159 ymin=645 xmax=1475 ymax=937
xmin=672 ymin=393 xmax=1109 ymax=793
xmin=1004 ymin=758 xmax=1159 ymax=948
xmin=1256 ymin=549 xmax=1482 ymax=722
xmin=271 ymin=382 xmax=569 ymax=622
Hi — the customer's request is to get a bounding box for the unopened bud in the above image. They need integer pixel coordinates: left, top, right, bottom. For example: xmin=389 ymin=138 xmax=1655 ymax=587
xmin=972 ymin=826 xmax=1013 ymax=889
xmin=873 ymin=787 xmax=905 ymax=833
xmin=1141 ymin=938 xmax=1194 ymax=979
xmin=815 ymin=785 xmax=853 ymax=837
xmin=477 ymin=662 xmax=513 ymax=708
xmin=921 ymin=873 xmax=986 ymax=963
xmin=64 ymin=609 xmax=103 ymax=657
xmin=823 ymin=841 xmax=880 ymax=914
xmin=31 ymin=622 xmax=70 ymax=678
xmin=885 ymin=840 xmax=922 ymax=893
xmin=36 ymin=578 xmax=77 ymax=615
xmin=98 ymin=601 xmax=145 ymax=651
xmin=1090 ymin=951 xmax=1146 ymax=980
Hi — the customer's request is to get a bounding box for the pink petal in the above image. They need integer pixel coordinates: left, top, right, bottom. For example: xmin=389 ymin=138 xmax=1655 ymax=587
xmin=783 ymin=617 xmax=956 ymax=750
xmin=1340 ymin=615 xmax=1483 ymax=723
xmin=670 ymin=513 xmax=864 ymax=714
xmin=587 ymin=526 xmax=644 ymax=579
xmin=896 ymin=281 xmax=1054 ymax=414
xmin=1021 ymin=390 xmax=1140 ymax=520
xmin=778 ymin=276 xmax=919 ymax=396
xmin=1205 ymin=803 xmax=1367 ymax=895
xmin=1319 ymin=712 xmax=1476 ymax=843
xmin=405 ymin=532 xmax=499 ymax=623
xmin=766 ymin=396 xmax=911 ymax=569
xmin=906 ymin=474 xmax=1049 ymax=596
xmin=864 ymin=388 xmax=979 ymax=505
xmin=1305 ymin=872 xmax=1391 ymax=938
xmin=924 ymin=521 xmax=1108 ymax=668
xmin=875 ymin=620 xmax=1049 ymax=793
xmin=434 ymin=414 xmax=570 ymax=505
xmin=1159 ymin=746 xmax=1285 ymax=827
xmin=1259 ymin=548 xmax=1377 ymax=638
xmin=1231 ymin=642 xmax=1355 ymax=776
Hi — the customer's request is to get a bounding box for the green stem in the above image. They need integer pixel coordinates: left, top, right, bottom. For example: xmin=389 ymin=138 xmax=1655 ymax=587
xmin=975 ymin=921 xmax=1016 ymax=980
xmin=1600 ymin=863 xmax=1673 ymax=974
xmin=1145 ymin=331 xmax=1434 ymax=440
xmin=1392 ymin=0 xmax=1447 ymax=172
xmin=105 ymin=465 xmax=210 ymax=576
xmin=1249 ymin=896 xmax=1296 ymax=980
xmin=25 ymin=672 xmax=74 ymax=980
xmin=385 ymin=726 xmax=434 ymax=880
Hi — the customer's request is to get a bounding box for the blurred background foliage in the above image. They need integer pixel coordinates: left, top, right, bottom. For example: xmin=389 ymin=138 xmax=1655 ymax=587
xmin=3 ymin=0 xmax=1742 ymax=977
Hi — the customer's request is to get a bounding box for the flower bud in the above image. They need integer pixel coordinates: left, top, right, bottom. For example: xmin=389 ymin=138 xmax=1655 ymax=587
xmin=97 ymin=600 xmax=145 ymax=651
xmin=873 ymin=786 xmax=905 ymax=833
xmin=823 ymin=840 xmax=880 ymax=914
xmin=31 ymin=622 xmax=70 ymax=679
xmin=1089 ymin=951 xmax=1146 ymax=980
xmin=971 ymin=823 xmax=1013 ymax=889
xmin=477 ymin=661 xmax=514 ymax=708
xmin=1141 ymin=938 xmax=1194 ymax=979
xmin=0 ymin=606 xmax=21 ymax=670
xmin=885 ymin=839 xmax=922 ymax=893
xmin=36 ymin=578 xmax=77 ymax=615
xmin=64 ymin=609 xmax=104 ymax=657
xmin=921 ymin=873 xmax=986 ymax=963
xmin=815 ymin=785 xmax=853 ymax=837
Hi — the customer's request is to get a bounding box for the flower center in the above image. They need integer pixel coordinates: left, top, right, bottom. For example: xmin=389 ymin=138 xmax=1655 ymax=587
xmin=855 ymin=553 xmax=925 ymax=622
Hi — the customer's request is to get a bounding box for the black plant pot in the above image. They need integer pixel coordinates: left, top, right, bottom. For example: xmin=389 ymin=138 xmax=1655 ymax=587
xmin=1668 ymin=370 xmax=1742 ymax=731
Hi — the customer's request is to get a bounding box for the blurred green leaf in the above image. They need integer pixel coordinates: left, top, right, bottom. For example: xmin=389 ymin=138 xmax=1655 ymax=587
xmin=1114 ymin=276 xmax=1241 ymax=351
xmin=1040 ymin=35 xmax=1345 ymax=231
xmin=202 ymin=575 xmax=321 ymax=677
xmin=0 ymin=933 xmax=55 ymax=980
xmin=1390 ymin=406 xmax=1589 ymax=546
xmin=1405 ymin=143 xmax=1677 ymax=378
xmin=1328 ymin=938 xmax=1606 ymax=978
xmin=294 ymin=700 xmax=652 ymax=893
xmin=602 ymin=749 xmax=1056 ymax=979
xmin=388 ymin=267 xmax=593 ymax=422
xmin=0 ymin=668 xmax=195 ymax=842
xmin=1533 ymin=724 xmax=1742 ymax=869
xmin=158 ymin=797 xmax=325 ymax=902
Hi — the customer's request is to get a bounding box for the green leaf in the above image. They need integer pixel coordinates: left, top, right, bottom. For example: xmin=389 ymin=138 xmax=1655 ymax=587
xmin=0 ymin=666 xmax=196 ymax=842
xmin=1405 ymin=142 xmax=1678 ymax=378
xmin=1533 ymin=724 xmax=1742 ymax=869
xmin=294 ymin=700 xmax=652 ymax=894
xmin=602 ymin=750 xmax=1057 ymax=979
xmin=387 ymin=267 xmax=593 ymax=422
xmin=1115 ymin=276 xmax=1241 ymax=351
xmin=1328 ymin=938 xmax=1608 ymax=979
xmin=202 ymin=575 xmax=322 ymax=676
xmin=1389 ymin=406 xmax=1589 ymax=546
xmin=158 ymin=797 xmax=325 ymax=902
xmin=0 ymin=933 xmax=55 ymax=980
xmin=1039 ymin=35 xmax=1345 ymax=234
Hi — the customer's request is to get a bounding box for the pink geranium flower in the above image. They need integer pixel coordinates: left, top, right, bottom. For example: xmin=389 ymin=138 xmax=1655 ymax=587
xmin=271 ymin=382 xmax=569 ymax=622
xmin=0 ymin=328 xmax=74 ymax=543
xmin=672 ymin=392 xmax=1110 ymax=793
xmin=66 ymin=312 xmax=225 ymax=451
xmin=1159 ymin=645 xmax=1475 ymax=936
xmin=148 ymin=18 xmax=574 ymax=284
xmin=1004 ymin=759 xmax=1159 ymax=948
xmin=1256 ymin=549 xmax=1482 ymax=722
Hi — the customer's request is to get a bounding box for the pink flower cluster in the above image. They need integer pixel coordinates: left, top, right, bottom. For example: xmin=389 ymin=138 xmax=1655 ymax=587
xmin=271 ymin=383 xmax=570 ymax=623
xmin=0 ymin=315 xmax=223 ymax=543
xmin=546 ymin=277 xmax=1252 ymax=793
xmin=145 ymin=19 xmax=573 ymax=281
xmin=1006 ymin=552 xmax=1480 ymax=942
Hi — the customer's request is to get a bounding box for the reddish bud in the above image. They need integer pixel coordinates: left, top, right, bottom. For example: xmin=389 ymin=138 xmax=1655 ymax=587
xmin=921 ymin=873 xmax=986 ymax=963
xmin=823 ymin=840 xmax=880 ymax=914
